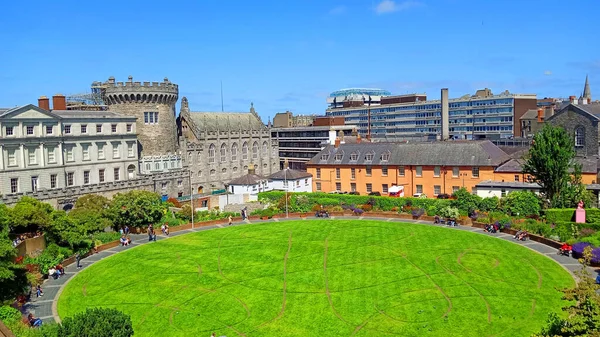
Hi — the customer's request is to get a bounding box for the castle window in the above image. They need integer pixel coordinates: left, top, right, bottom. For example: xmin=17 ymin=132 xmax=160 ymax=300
xmin=220 ymin=143 xmax=227 ymax=162
xmin=144 ymin=112 xmax=159 ymax=125
xmin=111 ymin=124 xmax=117 ymax=133
xmin=231 ymin=143 xmax=238 ymax=161
xmin=222 ymin=168 xmax=227 ymax=174
xmin=210 ymin=169 xmax=216 ymax=176
xmin=208 ymin=144 xmax=216 ymax=163
xmin=198 ymin=170 xmax=202 ymax=177
xmin=262 ymin=141 xmax=268 ymax=156
xmin=575 ymin=127 xmax=585 ymax=147
xmin=252 ymin=142 xmax=259 ymax=159
xmin=242 ymin=142 xmax=248 ymax=160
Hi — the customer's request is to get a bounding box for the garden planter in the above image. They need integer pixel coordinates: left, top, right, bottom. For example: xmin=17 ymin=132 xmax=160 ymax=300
xmin=261 ymin=216 xmax=269 ymax=220
xmin=299 ymin=214 xmax=307 ymax=218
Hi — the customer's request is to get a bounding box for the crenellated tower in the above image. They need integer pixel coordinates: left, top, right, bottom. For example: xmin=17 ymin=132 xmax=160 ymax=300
xmin=98 ymin=76 xmax=179 ymax=157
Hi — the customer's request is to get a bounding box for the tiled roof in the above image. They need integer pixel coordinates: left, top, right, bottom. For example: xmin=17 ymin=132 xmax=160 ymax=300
xmin=186 ymin=112 xmax=266 ymax=132
xmin=228 ymin=173 xmax=265 ymax=185
xmin=268 ymin=169 xmax=312 ymax=180
xmin=307 ymin=140 xmax=510 ymax=167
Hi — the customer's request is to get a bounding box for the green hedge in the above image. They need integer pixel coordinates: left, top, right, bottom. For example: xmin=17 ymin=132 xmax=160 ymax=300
xmin=545 ymin=208 xmax=600 ymax=224
xmin=258 ymin=191 xmax=452 ymax=213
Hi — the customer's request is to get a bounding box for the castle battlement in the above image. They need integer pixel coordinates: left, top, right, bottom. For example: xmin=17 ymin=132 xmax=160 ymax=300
xmin=101 ymin=76 xmax=178 ymax=96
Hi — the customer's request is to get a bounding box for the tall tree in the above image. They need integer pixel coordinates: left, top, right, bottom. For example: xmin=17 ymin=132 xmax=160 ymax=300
xmin=108 ymin=191 xmax=164 ymax=228
xmin=9 ymin=196 xmax=54 ymax=231
xmin=522 ymin=124 xmax=576 ymax=207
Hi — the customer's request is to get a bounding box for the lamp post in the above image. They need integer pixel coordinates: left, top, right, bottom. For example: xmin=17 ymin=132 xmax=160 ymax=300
xmin=284 ymin=165 xmax=289 ymax=218
xmin=189 ymin=172 xmax=194 ymax=229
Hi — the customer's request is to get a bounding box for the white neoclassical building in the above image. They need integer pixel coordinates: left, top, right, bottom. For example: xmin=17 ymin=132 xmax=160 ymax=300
xmin=0 ymin=103 xmax=139 ymax=196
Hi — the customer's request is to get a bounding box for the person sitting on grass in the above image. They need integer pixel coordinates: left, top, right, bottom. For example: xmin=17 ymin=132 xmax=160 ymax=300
xmin=28 ymin=313 xmax=42 ymax=327
xmin=120 ymin=235 xmax=129 ymax=246
xmin=517 ymin=231 xmax=529 ymax=241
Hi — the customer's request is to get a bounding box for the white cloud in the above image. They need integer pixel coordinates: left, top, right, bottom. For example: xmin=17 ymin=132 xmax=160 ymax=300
xmin=329 ymin=5 xmax=346 ymax=15
xmin=544 ymin=70 xmax=552 ymax=76
xmin=375 ymin=0 xmax=422 ymax=14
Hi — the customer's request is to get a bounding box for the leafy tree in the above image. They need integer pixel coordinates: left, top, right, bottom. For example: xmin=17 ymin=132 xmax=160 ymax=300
xmin=45 ymin=210 xmax=101 ymax=250
xmin=74 ymin=194 xmax=111 ymax=213
xmin=533 ymin=246 xmax=600 ymax=337
xmin=58 ymin=307 xmax=134 ymax=337
xmin=478 ymin=196 xmax=500 ymax=212
xmin=108 ymin=191 xmax=164 ymax=228
xmin=9 ymin=196 xmax=54 ymax=231
xmin=450 ymin=188 xmax=482 ymax=214
xmin=560 ymin=164 xmax=595 ymax=208
xmin=501 ymin=191 xmax=541 ymax=216
xmin=523 ymin=124 xmax=577 ymax=208
xmin=0 ymin=204 xmax=28 ymax=303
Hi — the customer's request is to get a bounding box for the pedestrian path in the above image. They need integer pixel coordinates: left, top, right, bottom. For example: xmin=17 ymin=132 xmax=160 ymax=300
xmin=25 ymin=216 xmax=594 ymax=324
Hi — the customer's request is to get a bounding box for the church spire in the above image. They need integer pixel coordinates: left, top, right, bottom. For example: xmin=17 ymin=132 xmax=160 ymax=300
xmin=583 ymin=75 xmax=592 ymax=101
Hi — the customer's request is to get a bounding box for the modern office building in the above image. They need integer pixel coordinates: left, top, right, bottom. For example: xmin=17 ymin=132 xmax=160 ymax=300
xmin=326 ymin=88 xmax=537 ymax=141
xmin=271 ymin=124 xmax=355 ymax=171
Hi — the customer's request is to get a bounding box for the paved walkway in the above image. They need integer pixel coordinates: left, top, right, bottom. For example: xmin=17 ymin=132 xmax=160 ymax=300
xmin=25 ymin=216 xmax=595 ymax=324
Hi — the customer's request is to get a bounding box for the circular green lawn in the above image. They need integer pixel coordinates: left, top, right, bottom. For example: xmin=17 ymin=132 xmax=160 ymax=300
xmin=57 ymin=220 xmax=574 ymax=337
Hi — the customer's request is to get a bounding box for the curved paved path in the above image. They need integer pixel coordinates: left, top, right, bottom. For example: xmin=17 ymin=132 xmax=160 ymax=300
xmin=25 ymin=216 xmax=596 ymax=324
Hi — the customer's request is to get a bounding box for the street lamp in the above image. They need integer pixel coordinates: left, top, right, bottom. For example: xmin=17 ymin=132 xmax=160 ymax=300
xmin=284 ymin=163 xmax=289 ymax=218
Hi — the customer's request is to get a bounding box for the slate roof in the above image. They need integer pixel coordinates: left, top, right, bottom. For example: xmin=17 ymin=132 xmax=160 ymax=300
xmin=475 ymin=180 xmax=541 ymax=189
xmin=51 ymin=110 xmax=133 ymax=119
xmin=547 ymin=103 xmax=600 ymax=122
xmin=495 ymin=157 xmax=597 ymax=173
xmin=307 ymin=140 xmax=510 ymax=167
xmin=228 ymin=173 xmax=266 ymax=185
xmin=268 ymin=168 xmax=312 ymax=180
xmin=520 ymin=109 xmax=539 ymax=120
xmin=186 ymin=112 xmax=266 ymax=132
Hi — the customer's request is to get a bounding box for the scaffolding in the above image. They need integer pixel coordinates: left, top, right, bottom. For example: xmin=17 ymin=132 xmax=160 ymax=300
xmin=65 ymin=81 xmax=107 ymax=110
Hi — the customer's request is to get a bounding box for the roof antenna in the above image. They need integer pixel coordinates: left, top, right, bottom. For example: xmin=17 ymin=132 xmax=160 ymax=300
xmin=220 ymin=81 xmax=224 ymax=112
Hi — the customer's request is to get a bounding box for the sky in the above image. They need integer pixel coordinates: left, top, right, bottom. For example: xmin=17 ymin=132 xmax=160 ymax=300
xmin=1 ymin=0 xmax=599 ymax=122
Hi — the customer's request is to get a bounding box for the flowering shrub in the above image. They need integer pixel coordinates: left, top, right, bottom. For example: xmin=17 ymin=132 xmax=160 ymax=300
xmin=351 ymin=207 xmax=364 ymax=215
xmin=572 ymin=242 xmax=593 ymax=257
xmin=360 ymin=204 xmax=372 ymax=212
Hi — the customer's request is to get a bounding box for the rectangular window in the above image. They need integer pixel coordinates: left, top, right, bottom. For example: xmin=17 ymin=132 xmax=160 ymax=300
xmin=316 ymin=182 xmax=321 ymax=191
xmin=452 ymin=186 xmax=460 ymax=193
xmin=128 ymin=143 xmax=135 ymax=157
xmin=501 ymin=189 xmax=507 ymax=197
xmin=144 ymin=112 xmax=159 ymax=124
xmin=514 ymin=175 xmax=519 ymax=182
xmin=81 ymin=124 xmax=87 ymax=134
xmin=382 ymin=184 xmax=389 ymax=194
xmin=66 ymin=172 xmax=74 ymax=186
xmin=366 ymin=167 xmax=372 ymax=176
xmin=82 ymin=144 xmax=90 ymax=161
xmin=178 ymin=180 xmax=182 ymax=187
xmin=452 ymin=167 xmax=459 ymax=177
xmin=8 ymin=149 xmax=17 ymax=166
xmin=32 ymin=177 xmax=39 ymax=192
xmin=336 ymin=168 xmax=341 ymax=180
xmin=126 ymin=124 xmax=132 ymax=132
xmin=434 ymin=185 xmax=441 ymax=195
xmin=113 ymin=143 xmax=120 ymax=158
xmin=28 ymin=149 xmax=36 ymax=165
xmin=114 ymin=168 xmax=120 ymax=181
xmin=351 ymin=183 xmax=356 ymax=192
xmin=382 ymin=167 xmax=388 ymax=176
xmin=434 ymin=166 xmax=441 ymax=177
xmin=99 ymin=169 xmax=105 ymax=183
xmin=111 ymin=124 xmax=117 ymax=133
xmin=336 ymin=182 xmax=341 ymax=191
xmin=66 ymin=146 xmax=74 ymax=162
xmin=305 ymin=179 xmax=308 ymax=186
xmin=83 ymin=171 xmax=90 ymax=184
xmin=50 ymin=174 xmax=57 ymax=188
xmin=416 ymin=184 xmax=423 ymax=194
xmin=472 ymin=167 xmax=480 ymax=178
xmin=316 ymin=168 xmax=321 ymax=179
xmin=46 ymin=125 xmax=53 ymax=135
xmin=6 ymin=126 xmax=13 ymax=136
xmin=96 ymin=124 xmax=102 ymax=133
xmin=98 ymin=144 xmax=105 ymax=159
xmin=10 ymin=178 xmax=18 ymax=193
xmin=366 ymin=183 xmax=373 ymax=193
xmin=351 ymin=168 xmax=356 ymax=180
xmin=64 ymin=125 xmax=71 ymax=134
xmin=416 ymin=166 xmax=422 ymax=177
xmin=398 ymin=166 xmax=405 ymax=177
xmin=26 ymin=125 xmax=34 ymax=135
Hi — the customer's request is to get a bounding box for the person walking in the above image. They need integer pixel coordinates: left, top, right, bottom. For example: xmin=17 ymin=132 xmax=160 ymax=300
xmin=35 ymin=285 xmax=43 ymax=297
xmin=124 ymin=225 xmax=130 ymax=235
xmin=228 ymin=215 xmax=233 ymax=226
xmin=76 ymin=252 xmax=81 ymax=269
xmin=148 ymin=225 xmax=154 ymax=242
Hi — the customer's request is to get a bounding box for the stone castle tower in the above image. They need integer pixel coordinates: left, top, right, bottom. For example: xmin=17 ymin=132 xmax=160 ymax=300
xmin=99 ymin=76 xmax=179 ymax=157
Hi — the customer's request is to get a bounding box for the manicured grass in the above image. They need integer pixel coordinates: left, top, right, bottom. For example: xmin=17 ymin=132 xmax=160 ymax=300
xmin=57 ymin=220 xmax=574 ymax=337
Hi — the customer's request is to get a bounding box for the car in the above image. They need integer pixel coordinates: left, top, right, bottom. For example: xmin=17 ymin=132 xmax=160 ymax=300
xmin=437 ymin=193 xmax=451 ymax=199
xmin=413 ymin=193 xmax=427 ymax=198
xmin=349 ymin=191 xmax=360 ymax=195
xmin=368 ymin=192 xmax=381 ymax=196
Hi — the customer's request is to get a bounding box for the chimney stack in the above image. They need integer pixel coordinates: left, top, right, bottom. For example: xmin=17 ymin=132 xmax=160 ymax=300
xmin=52 ymin=94 xmax=66 ymax=110
xmin=569 ymin=96 xmax=577 ymax=105
xmin=537 ymin=108 xmax=544 ymax=123
xmin=334 ymin=138 xmax=341 ymax=148
xmin=248 ymin=163 xmax=256 ymax=175
xmin=441 ymin=88 xmax=449 ymax=141
xmin=38 ymin=96 xmax=50 ymax=111
xmin=284 ymin=159 xmax=289 ymax=169
xmin=356 ymin=134 xmax=362 ymax=143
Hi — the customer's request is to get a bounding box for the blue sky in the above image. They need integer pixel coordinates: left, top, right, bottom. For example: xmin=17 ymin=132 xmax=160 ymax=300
xmin=1 ymin=0 xmax=598 ymax=122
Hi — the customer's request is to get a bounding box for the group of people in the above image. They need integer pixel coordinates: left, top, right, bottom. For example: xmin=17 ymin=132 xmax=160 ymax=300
xmin=559 ymin=243 xmax=573 ymax=256
xmin=161 ymin=223 xmax=170 ymax=235
xmin=48 ymin=264 xmax=65 ymax=279
xmin=484 ymin=223 xmax=499 ymax=233
xmin=11 ymin=231 xmax=42 ymax=247
xmin=432 ymin=216 xmax=457 ymax=227
xmin=514 ymin=230 xmax=529 ymax=241
xmin=120 ymin=235 xmax=132 ymax=246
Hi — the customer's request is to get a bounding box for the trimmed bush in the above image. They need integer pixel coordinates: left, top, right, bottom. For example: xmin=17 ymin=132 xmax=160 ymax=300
xmin=59 ymin=307 xmax=133 ymax=337
xmin=545 ymin=209 xmax=575 ymax=223
xmin=586 ymin=208 xmax=600 ymax=223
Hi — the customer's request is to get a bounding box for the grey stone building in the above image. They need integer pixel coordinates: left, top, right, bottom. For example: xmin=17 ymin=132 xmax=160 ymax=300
xmin=0 ymin=102 xmax=139 ymax=203
xmin=546 ymin=103 xmax=600 ymax=157
xmin=178 ymin=97 xmax=279 ymax=193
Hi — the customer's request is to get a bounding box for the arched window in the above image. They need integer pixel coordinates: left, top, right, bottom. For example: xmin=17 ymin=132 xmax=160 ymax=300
xmin=231 ymin=143 xmax=238 ymax=161
xmin=252 ymin=141 xmax=259 ymax=159
xmin=210 ymin=169 xmax=216 ymax=176
xmin=575 ymin=127 xmax=585 ymax=147
xmin=242 ymin=142 xmax=249 ymax=160
xmin=220 ymin=143 xmax=227 ymax=162
xmin=208 ymin=144 xmax=216 ymax=163
xmin=262 ymin=141 xmax=268 ymax=156
xmin=198 ymin=170 xmax=202 ymax=177
xmin=233 ymin=167 xmax=238 ymax=173
xmin=222 ymin=168 xmax=227 ymax=174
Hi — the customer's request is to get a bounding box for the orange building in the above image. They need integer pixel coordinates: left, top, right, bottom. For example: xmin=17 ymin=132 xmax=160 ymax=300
xmin=306 ymin=140 xmax=598 ymax=197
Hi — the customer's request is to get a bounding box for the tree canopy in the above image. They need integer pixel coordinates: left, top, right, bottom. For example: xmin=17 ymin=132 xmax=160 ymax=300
xmin=9 ymin=196 xmax=54 ymax=230
xmin=108 ymin=190 xmax=165 ymax=228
